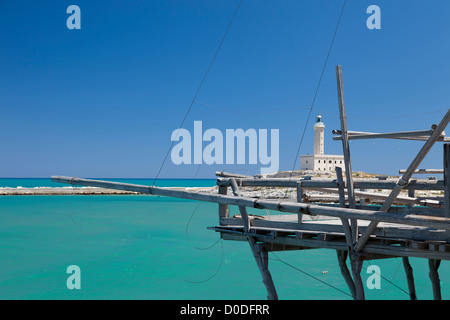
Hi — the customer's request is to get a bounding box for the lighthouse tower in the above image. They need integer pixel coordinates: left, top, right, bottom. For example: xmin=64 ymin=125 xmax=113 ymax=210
xmin=300 ymin=114 xmax=344 ymax=172
xmin=313 ymin=114 xmax=325 ymax=155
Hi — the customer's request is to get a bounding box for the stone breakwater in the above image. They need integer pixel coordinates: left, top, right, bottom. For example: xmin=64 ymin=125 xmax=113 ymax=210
xmin=0 ymin=187 xmax=137 ymax=195
xmin=1 ymin=184 xmax=441 ymax=205
xmin=0 ymin=186 xmax=298 ymax=198
xmin=0 ymin=186 xmax=219 ymax=196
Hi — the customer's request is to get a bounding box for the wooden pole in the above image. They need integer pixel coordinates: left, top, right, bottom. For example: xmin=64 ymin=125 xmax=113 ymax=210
xmin=400 ymin=169 xmax=444 ymax=175
xmin=257 ymin=244 xmax=277 ymax=300
xmin=296 ymin=181 xmax=303 ymax=223
xmin=351 ymin=260 xmax=365 ymax=300
xmin=402 ymin=257 xmax=417 ymax=300
xmin=355 ymin=109 xmax=450 ymax=252
xmin=444 ymin=144 xmax=450 ymax=241
xmin=336 ymin=166 xmax=354 ymax=248
xmin=230 ymin=178 xmax=250 ymax=232
xmin=336 ymin=167 xmax=359 ymax=299
xmin=332 ymin=129 xmax=449 ymax=142
xmin=229 ymin=178 xmax=278 ymax=300
xmin=335 ymin=66 xmax=364 ymax=299
xmin=296 ymin=181 xmax=304 ymax=203
xmin=336 ymin=167 xmax=346 ymax=207
xmin=336 ymin=167 xmax=365 ymax=300
xmin=336 ymin=65 xmax=358 ymax=243
xmin=428 ymin=259 xmax=442 ymax=300
xmin=218 ymin=185 xmax=229 ymax=221
xmin=248 ymin=237 xmax=279 ymax=300
xmin=333 ymin=129 xmax=435 ymax=137
xmin=336 ymin=250 xmax=357 ymax=299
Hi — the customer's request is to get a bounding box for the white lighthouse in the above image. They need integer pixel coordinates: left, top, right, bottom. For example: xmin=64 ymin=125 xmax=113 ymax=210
xmin=313 ymin=114 xmax=325 ymax=155
xmin=300 ymin=114 xmax=344 ymax=172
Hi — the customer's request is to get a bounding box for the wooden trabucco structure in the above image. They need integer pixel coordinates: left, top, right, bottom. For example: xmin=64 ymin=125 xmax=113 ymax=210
xmin=53 ymin=66 xmax=450 ymax=300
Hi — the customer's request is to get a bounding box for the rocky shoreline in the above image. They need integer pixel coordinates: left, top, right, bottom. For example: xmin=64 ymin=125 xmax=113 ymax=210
xmin=0 ymin=186 xmax=219 ymax=196
xmin=0 ymin=187 xmax=137 ymax=195
xmin=1 ymin=171 xmax=442 ymax=203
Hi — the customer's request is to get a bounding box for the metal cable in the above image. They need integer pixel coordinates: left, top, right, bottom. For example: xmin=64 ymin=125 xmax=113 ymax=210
xmin=270 ymin=252 xmax=354 ymax=298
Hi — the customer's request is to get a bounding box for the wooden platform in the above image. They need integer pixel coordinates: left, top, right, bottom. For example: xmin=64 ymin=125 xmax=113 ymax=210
xmin=209 ymin=214 xmax=450 ymax=260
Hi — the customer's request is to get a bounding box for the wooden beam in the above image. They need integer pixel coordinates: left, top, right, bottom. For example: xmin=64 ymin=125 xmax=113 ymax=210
xmin=334 ymin=136 xmax=450 ymax=142
xmin=216 ymin=171 xmax=250 ymax=178
xmin=336 ymin=65 xmax=358 ymax=244
xmin=400 ymin=169 xmax=444 ymax=175
xmin=217 ymin=177 xmax=445 ymax=190
xmin=307 ymin=187 xmax=441 ymax=206
xmin=332 ymin=129 xmax=450 ymax=142
xmin=333 ymin=129 xmax=435 ymax=137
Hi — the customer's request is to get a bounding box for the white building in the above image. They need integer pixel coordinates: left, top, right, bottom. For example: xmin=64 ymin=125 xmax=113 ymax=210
xmin=300 ymin=115 xmax=345 ymax=172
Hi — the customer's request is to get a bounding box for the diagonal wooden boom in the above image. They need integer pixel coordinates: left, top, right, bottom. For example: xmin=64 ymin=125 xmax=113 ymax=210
xmin=52 ymin=176 xmax=450 ymax=231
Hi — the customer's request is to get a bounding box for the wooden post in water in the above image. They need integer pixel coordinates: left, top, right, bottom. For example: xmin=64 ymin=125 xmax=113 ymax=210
xmin=351 ymin=260 xmax=365 ymax=300
xmin=428 ymin=259 xmax=442 ymax=300
xmin=229 ymin=178 xmax=278 ymax=300
xmin=402 ymin=257 xmax=417 ymax=300
xmin=336 ymin=250 xmax=356 ymax=299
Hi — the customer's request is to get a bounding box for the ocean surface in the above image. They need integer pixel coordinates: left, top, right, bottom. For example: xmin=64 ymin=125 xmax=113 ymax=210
xmin=0 ymin=178 xmax=448 ymax=300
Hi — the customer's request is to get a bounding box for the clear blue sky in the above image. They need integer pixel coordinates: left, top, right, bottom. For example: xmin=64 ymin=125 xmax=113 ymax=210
xmin=1 ymin=0 xmax=450 ymax=179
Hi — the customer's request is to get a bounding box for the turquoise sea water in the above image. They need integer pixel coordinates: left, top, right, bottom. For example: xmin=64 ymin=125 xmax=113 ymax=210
xmin=0 ymin=178 xmax=449 ymax=300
